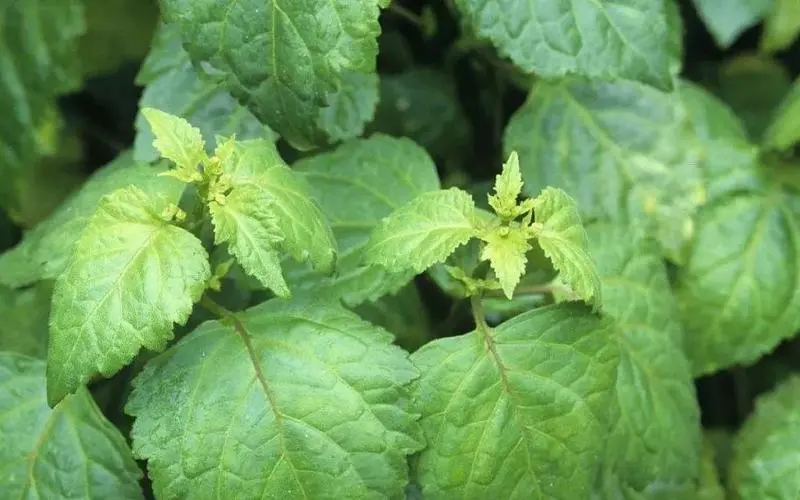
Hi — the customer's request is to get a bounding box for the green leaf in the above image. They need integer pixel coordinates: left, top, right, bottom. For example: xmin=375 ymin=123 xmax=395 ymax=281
xmin=488 ymin=151 xmax=524 ymax=219
xmin=452 ymin=0 xmax=676 ymax=89
xmin=365 ymin=188 xmax=479 ymax=274
xmin=141 ymin=107 xmax=207 ymax=175
xmin=134 ymin=24 xmax=276 ymax=163
xmin=697 ymin=437 xmax=727 ymax=500
xmin=78 ymin=0 xmax=158 ymax=78
xmin=0 ymin=352 xmax=143 ymax=498
xmin=0 ymin=153 xmax=185 ymax=288
xmin=691 ymin=0 xmax=773 ymax=48
xmin=366 ymin=69 xmax=471 ymax=161
xmin=0 ymin=284 xmax=51 ymax=358
xmin=531 ymin=187 xmax=601 ymax=308
xmin=220 ymin=139 xmax=337 ymax=273
xmin=713 ymin=56 xmax=793 ymax=141
xmin=210 ymin=185 xmax=289 ymax=297
xmin=160 ymin=0 xmax=382 ymax=149
xmin=126 ymin=296 xmax=423 ymax=498
xmin=763 ymin=76 xmax=800 ymax=151
xmin=0 ymin=0 xmax=85 ymax=189
xmin=730 ymin=375 xmax=800 ymax=499
xmin=479 ymin=227 xmax=531 ymax=299
xmin=761 ymin=0 xmax=800 ymax=52
xmin=675 ymin=188 xmax=800 ymax=375
xmin=47 ymin=187 xmax=211 ymax=406
xmin=587 ymin=223 xmax=700 ymax=496
xmin=412 ymin=303 xmax=619 ymax=498
xmin=504 ymin=78 xmax=704 ymax=261
xmin=317 ymin=70 xmax=379 ymax=143
xmin=679 ymin=82 xmax=761 ymax=203
xmin=290 ymin=135 xmax=440 ymax=305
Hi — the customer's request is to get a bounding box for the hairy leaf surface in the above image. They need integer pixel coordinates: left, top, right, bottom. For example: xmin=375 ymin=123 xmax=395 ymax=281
xmin=0 ymin=353 xmax=142 ymax=498
xmin=47 ymin=187 xmax=211 ymax=405
xmin=730 ymin=376 xmax=800 ymax=499
xmin=290 ymin=135 xmax=439 ymax=304
xmin=210 ymin=185 xmax=289 ymax=297
xmin=504 ymin=78 xmax=703 ymax=260
xmin=675 ymin=189 xmax=800 ymax=375
xmin=412 ymin=303 xmax=619 ymax=499
xmin=453 ymin=0 xmax=676 ymax=89
xmin=0 ymin=153 xmax=184 ymax=288
xmin=160 ymin=0 xmax=382 ymax=149
xmin=220 ymin=139 xmax=337 ymax=273
xmin=533 ymin=187 xmax=601 ymax=308
xmin=365 ymin=188 xmax=478 ymax=274
xmin=126 ymin=297 xmax=423 ymax=498
xmin=134 ymin=24 xmax=275 ymax=162
xmin=588 ymin=223 xmax=700 ymax=496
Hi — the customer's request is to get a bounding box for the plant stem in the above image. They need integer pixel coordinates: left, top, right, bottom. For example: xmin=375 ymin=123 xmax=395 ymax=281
xmin=388 ymin=2 xmax=423 ymax=27
xmin=470 ymin=294 xmax=491 ymax=335
xmin=200 ymin=294 xmax=234 ymax=320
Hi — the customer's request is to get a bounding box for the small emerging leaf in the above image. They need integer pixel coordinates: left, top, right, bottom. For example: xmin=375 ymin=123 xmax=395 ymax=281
xmin=480 ymin=226 xmax=531 ymax=298
xmin=365 ymin=188 xmax=479 ymax=273
xmin=531 ymin=187 xmax=602 ymax=309
xmin=488 ymin=151 xmax=524 ymax=219
xmin=141 ymin=107 xmax=206 ymax=176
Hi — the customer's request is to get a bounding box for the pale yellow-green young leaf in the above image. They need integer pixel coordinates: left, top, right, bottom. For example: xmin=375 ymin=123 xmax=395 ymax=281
xmin=47 ymin=186 xmax=211 ymax=406
xmin=531 ymin=187 xmax=602 ymax=309
xmin=364 ymin=188 xmax=479 ymax=274
xmin=209 ymin=184 xmax=289 ymax=298
xmin=141 ymin=107 xmax=206 ymax=177
xmin=488 ymin=151 xmax=524 ymax=219
xmin=480 ymin=226 xmax=531 ymax=298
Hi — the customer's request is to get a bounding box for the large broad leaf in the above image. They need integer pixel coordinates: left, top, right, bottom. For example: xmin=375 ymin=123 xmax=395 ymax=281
xmin=0 ymin=0 xmax=85 ymax=188
xmin=289 ymin=134 xmax=440 ymax=305
xmin=729 ymin=376 xmax=800 ymax=499
xmin=134 ymin=24 xmax=275 ymax=163
xmin=504 ymin=78 xmax=703 ymax=261
xmin=675 ymin=187 xmax=800 ymax=376
xmin=47 ymin=187 xmax=211 ymax=406
xmin=452 ymin=0 xmax=676 ymax=89
xmin=365 ymin=188 xmax=479 ymax=274
xmin=0 ymin=284 xmax=51 ymax=358
xmin=588 ymin=223 xmax=700 ymax=497
xmin=126 ymin=296 xmax=423 ymax=498
xmin=763 ymin=77 xmax=800 ymax=151
xmin=412 ymin=303 xmax=618 ymax=499
xmin=219 ymin=138 xmax=337 ymax=274
xmin=160 ymin=0 xmax=382 ymax=150
xmin=679 ymin=82 xmax=761 ymax=203
xmin=0 ymin=153 xmax=184 ymax=288
xmin=532 ymin=187 xmax=602 ymax=308
xmin=691 ymin=0 xmax=773 ymax=49
xmin=0 ymin=353 xmax=143 ymax=498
